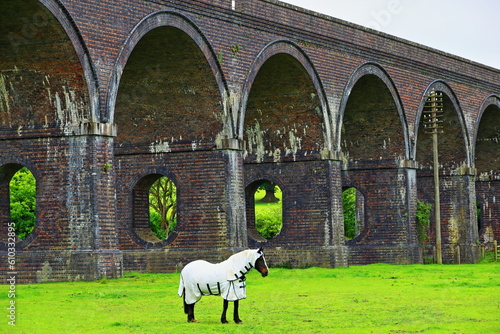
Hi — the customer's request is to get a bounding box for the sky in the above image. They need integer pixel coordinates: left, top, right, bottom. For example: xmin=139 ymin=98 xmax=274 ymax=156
xmin=281 ymin=0 xmax=500 ymax=70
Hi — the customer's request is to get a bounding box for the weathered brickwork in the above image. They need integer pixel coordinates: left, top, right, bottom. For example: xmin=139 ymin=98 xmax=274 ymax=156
xmin=0 ymin=0 xmax=499 ymax=282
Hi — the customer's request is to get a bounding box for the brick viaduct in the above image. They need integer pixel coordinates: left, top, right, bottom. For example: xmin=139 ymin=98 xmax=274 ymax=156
xmin=1 ymin=0 xmax=499 ymax=282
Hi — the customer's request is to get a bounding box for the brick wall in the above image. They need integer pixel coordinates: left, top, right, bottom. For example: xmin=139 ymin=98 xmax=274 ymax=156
xmin=1 ymin=0 xmax=499 ymax=282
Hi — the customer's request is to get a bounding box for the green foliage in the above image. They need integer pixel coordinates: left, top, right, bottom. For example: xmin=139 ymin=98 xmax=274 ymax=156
xmin=254 ymin=188 xmax=282 ymax=239
xmin=416 ymin=201 xmax=432 ymax=243
xmin=149 ymin=211 xmax=174 ymax=240
xmin=255 ymin=206 xmax=282 ymax=239
xmin=257 ymin=181 xmax=280 ymax=203
xmin=342 ymin=187 xmax=358 ymax=239
xmin=258 ymin=181 xmax=276 ymax=192
xmin=9 ymin=167 xmax=36 ymax=239
xmin=149 ymin=177 xmax=177 ymax=240
xmin=231 ymin=44 xmax=241 ymax=56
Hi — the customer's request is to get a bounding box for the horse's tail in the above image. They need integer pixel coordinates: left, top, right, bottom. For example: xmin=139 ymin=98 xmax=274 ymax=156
xmin=183 ymin=289 xmax=189 ymax=314
xmin=178 ymin=274 xmax=185 ymax=297
xmin=179 ymin=274 xmax=189 ymax=314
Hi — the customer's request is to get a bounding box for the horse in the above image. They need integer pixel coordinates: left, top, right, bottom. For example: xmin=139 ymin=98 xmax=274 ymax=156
xmin=178 ymin=247 xmax=269 ymax=324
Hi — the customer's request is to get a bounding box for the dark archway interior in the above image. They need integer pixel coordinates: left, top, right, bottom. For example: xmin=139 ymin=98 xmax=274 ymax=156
xmin=416 ymin=93 xmax=468 ymax=168
xmin=341 ymin=74 xmax=404 ymax=161
xmin=244 ymin=53 xmax=324 ymax=162
xmin=475 ymin=105 xmax=500 ymax=174
xmin=115 ymin=26 xmax=223 ymax=151
xmin=0 ymin=0 xmax=89 ymax=135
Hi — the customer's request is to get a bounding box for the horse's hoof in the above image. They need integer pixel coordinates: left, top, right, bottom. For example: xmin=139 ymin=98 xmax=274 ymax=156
xmin=188 ymin=319 xmax=199 ymax=323
xmin=221 ymin=320 xmax=229 ymax=324
xmin=235 ymin=320 xmax=243 ymax=324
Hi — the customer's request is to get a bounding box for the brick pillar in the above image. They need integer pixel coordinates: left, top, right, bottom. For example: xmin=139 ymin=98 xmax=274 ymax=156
xmin=440 ymin=172 xmax=480 ymax=263
xmin=418 ymin=169 xmax=480 ymax=264
xmin=0 ymin=165 xmax=19 ymax=235
xmin=87 ymin=132 xmax=123 ymax=279
xmin=64 ymin=125 xmax=122 ymax=280
xmin=344 ymin=160 xmax=422 ymax=265
xmin=326 ymin=157 xmax=348 ymax=267
xmin=476 ymin=175 xmax=500 ymax=245
xmin=219 ymin=138 xmax=248 ymax=249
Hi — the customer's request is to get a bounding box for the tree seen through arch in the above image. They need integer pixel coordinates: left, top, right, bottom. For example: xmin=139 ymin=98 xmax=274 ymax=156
xmin=149 ymin=176 xmax=177 ymax=240
xmin=342 ymin=187 xmax=364 ymax=240
xmin=254 ymin=181 xmax=283 ymax=239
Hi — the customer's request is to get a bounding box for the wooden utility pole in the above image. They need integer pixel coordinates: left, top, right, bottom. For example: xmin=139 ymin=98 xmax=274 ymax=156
xmin=423 ymin=90 xmax=444 ymax=264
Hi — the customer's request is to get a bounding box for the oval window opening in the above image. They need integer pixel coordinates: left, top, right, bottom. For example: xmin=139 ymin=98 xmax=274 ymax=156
xmin=10 ymin=167 xmax=37 ymax=240
xmin=148 ymin=176 xmax=177 ymax=241
xmin=342 ymin=187 xmax=364 ymax=240
xmin=254 ymin=181 xmax=282 ymax=240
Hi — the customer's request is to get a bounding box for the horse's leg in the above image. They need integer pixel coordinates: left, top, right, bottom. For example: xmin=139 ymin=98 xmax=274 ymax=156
xmin=221 ymin=299 xmax=229 ymax=324
xmin=184 ymin=299 xmax=197 ymax=323
xmin=233 ymin=300 xmax=242 ymax=324
xmin=187 ymin=303 xmax=198 ymax=323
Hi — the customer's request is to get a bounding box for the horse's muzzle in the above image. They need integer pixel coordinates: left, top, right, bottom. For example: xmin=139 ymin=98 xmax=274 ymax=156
xmin=261 ymin=270 xmax=268 ymax=277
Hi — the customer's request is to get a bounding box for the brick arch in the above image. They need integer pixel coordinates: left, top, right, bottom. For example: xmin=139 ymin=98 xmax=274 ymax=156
xmin=38 ymin=0 xmax=100 ymax=121
xmin=106 ymin=11 xmax=228 ymax=124
xmin=476 ymin=95 xmax=500 ymax=133
xmin=339 ymin=62 xmax=409 ymax=160
xmin=475 ymin=95 xmax=500 ymax=245
xmin=1 ymin=0 xmax=96 ymax=135
xmin=239 ymin=40 xmax=332 ymax=151
xmin=415 ymin=81 xmax=471 ymax=167
xmin=474 ymin=95 xmax=500 ymax=174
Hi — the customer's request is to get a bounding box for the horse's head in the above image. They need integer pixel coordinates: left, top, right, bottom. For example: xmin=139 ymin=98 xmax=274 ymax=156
xmin=255 ymin=247 xmax=269 ymax=277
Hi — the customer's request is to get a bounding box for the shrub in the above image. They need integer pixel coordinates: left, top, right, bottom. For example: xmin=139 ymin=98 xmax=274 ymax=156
xmin=416 ymin=201 xmax=432 ymax=243
xmin=255 ymin=206 xmax=282 ymax=239
xmin=343 ymin=187 xmax=358 ymax=239
xmin=149 ymin=209 xmax=177 ymax=240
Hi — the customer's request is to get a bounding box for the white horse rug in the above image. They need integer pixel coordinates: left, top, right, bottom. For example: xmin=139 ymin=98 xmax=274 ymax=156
xmin=178 ymin=249 xmax=264 ymax=304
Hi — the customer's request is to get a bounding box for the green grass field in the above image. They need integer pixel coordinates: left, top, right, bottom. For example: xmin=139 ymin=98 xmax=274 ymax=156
xmin=2 ymin=261 xmax=499 ymax=333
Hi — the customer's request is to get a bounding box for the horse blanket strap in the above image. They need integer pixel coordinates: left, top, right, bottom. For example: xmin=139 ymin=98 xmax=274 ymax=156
xmin=234 ymin=262 xmax=254 ymax=280
xmin=196 ymin=282 xmax=222 ymax=296
xmin=190 ymin=279 xmax=246 ymax=303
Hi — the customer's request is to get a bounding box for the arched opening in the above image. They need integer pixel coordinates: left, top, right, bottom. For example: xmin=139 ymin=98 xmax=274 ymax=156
xmin=416 ymin=92 xmax=468 ymax=168
xmin=114 ymin=25 xmax=223 ymax=153
xmin=246 ymin=180 xmax=283 ymax=241
xmin=474 ymin=102 xmax=500 ymax=244
xmin=149 ymin=176 xmax=177 ymax=240
xmin=10 ymin=167 xmax=37 ymax=239
xmin=342 ymin=187 xmax=364 ymax=240
xmin=133 ymin=174 xmax=177 ymax=243
xmin=0 ymin=164 xmax=37 ymax=241
xmin=341 ymin=74 xmax=405 ymax=161
xmin=0 ymin=0 xmax=92 ymax=136
xmin=475 ymin=104 xmax=500 ymax=175
xmin=244 ymin=53 xmax=325 ymax=163
xmin=415 ymin=87 xmax=473 ymax=262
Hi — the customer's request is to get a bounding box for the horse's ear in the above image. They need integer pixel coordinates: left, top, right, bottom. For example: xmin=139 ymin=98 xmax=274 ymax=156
xmin=258 ymin=247 xmax=264 ymax=254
